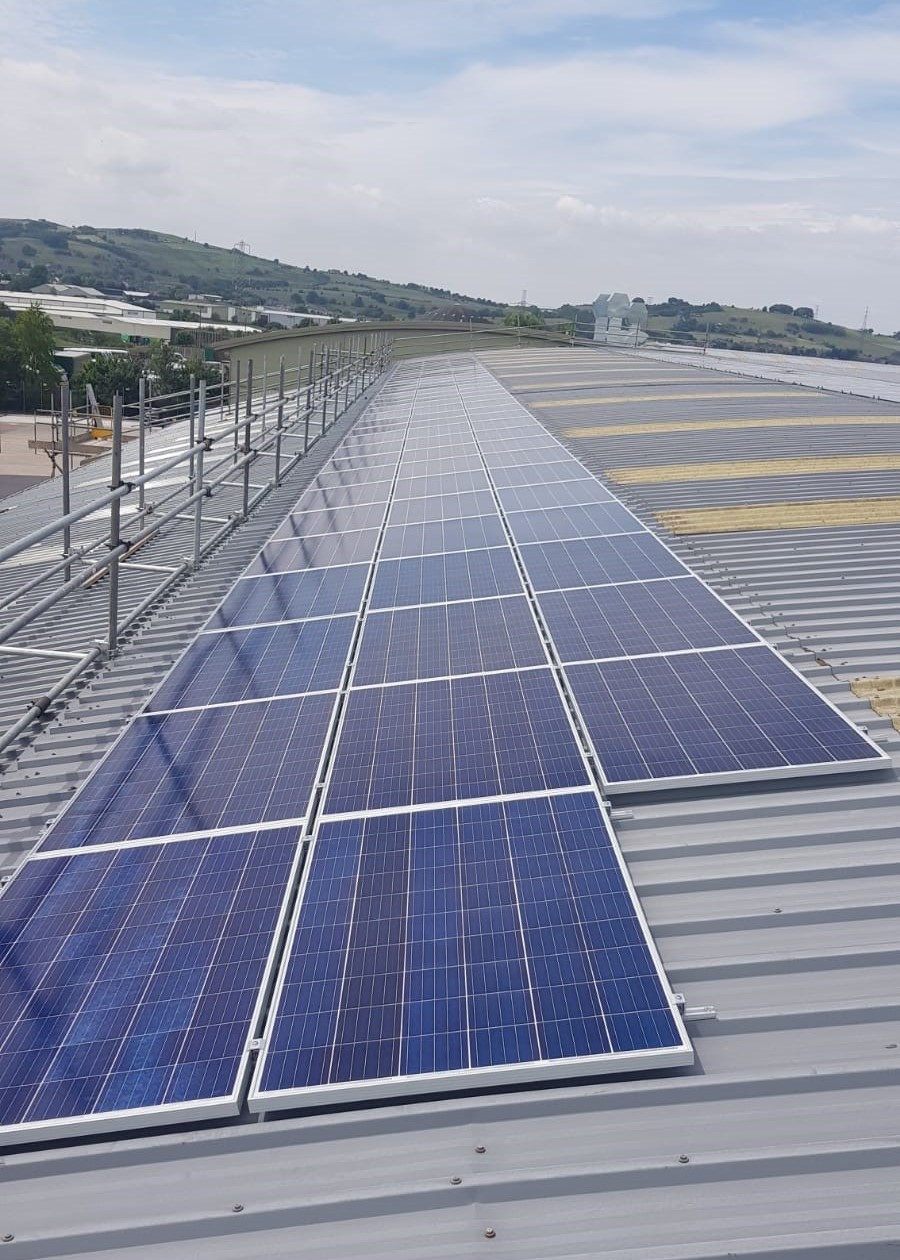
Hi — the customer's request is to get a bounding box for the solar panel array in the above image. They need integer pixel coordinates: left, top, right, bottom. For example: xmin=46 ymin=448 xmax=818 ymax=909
xmin=0 ymin=356 xmax=886 ymax=1143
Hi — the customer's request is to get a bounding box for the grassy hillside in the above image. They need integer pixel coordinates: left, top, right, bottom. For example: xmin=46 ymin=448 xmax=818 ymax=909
xmin=0 ymin=218 xmax=507 ymax=323
xmin=645 ymin=299 xmax=900 ymax=364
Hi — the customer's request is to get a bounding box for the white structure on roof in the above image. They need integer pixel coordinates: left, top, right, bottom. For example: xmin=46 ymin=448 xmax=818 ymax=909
xmin=593 ymin=292 xmax=649 ymax=346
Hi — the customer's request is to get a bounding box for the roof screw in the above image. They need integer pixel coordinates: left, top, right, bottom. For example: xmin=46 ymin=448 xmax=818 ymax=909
xmin=678 ymin=1154 xmax=690 ymax=1164
xmin=231 ymin=1204 xmax=244 ymax=1213
xmin=886 ymin=1043 xmax=898 ymax=1049
xmin=450 ymin=1176 xmax=462 ymax=1185
xmin=474 ymin=1144 xmax=486 ymax=1154
xmin=1 ymin=1236 xmax=13 ymax=1243
xmin=773 ymin=907 xmax=782 ymax=914
xmin=484 ymin=1228 xmax=497 ymax=1239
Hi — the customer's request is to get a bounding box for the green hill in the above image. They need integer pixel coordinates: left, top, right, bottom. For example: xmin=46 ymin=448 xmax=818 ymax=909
xmin=0 ymin=218 xmax=507 ymax=324
xmin=643 ymin=298 xmax=900 ymax=365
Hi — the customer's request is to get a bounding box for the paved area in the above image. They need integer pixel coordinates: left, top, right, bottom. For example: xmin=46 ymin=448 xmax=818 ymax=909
xmin=0 ymin=415 xmax=56 ymax=501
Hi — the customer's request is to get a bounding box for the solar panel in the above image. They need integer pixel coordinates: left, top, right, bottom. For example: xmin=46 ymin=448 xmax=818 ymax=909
xmin=322 ymin=669 xmax=590 ymax=816
xmin=489 ymin=463 xmax=598 ymax=489
xmin=505 ymin=503 xmax=642 ymax=545
xmin=273 ymin=503 xmax=387 ymax=539
xmin=379 ymin=515 xmax=508 ymax=560
xmin=39 ymin=692 xmax=337 ymax=851
xmin=496 ymin=480 xmax=615 ymax=512
xmin=290 ymin=483 xmax=393 ymax=514
xmin=250 ymin=793 xmax=690 ymax=1111
xmin=566 ymin=646 xmax=885 ymax=791
xmin=148 ymin=617 xmax=355 ymax=711
xmin=246 ymin=528 xmax=381 ymax=576
xmin=369 ymin=547 xmax=523 ymax=610
xmin=387 ymin=489 xmax=497 ymax=525
xmin=518 ymin=535 xmax=690 ymax=592
xmin=353 ymin=596 xmax=547 ymax=687
xmin=205 ymin=565 xmax=369 ymax=631
xmin=0 ymin=828 xmax=300 ymax=1145
xmin=538 ymin=578 xmax=758 ymax=662
xmin=394 ymin=471 xmax=491 ymax=500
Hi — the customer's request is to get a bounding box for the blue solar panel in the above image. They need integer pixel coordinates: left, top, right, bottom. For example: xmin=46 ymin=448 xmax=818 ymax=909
xmin=519 ymin=535 xmax=690 ymax=592
xmin=370 ymin=547 xmax=523 ymax=609
xmin=505 ymin=503 xmax=642 ymax=545
xmin=387 ymin=489 xmax=497 ymax=525
xmin=250 ymin=793 xmax=690 ymax=1109
xmin=273 ymin=503 xmax=387 ymax=540
xmin=379 ymin=515 xmax=508 ymax=560
xmin=394 ymin=471 xmax=491 ymax=500
xmin=246 ymin=529 xmax=380 ymax=576
xmin=0 ymin=829 xmax=299 ymax=1143
xmin=306 ymin=470 xmax=394 ymax=493
xmin=206 ymin=565 xmax=368 ymax=630
xmin=489 ymin=463 xmax=598 ymax=489
xmin=496 ymin=480 xmax=614 ymax=512
xmin=323 ymin=669 xmax=590 ymax=815
xmin=354 ymin=597 xmax=546 ymax=686
xmin=566 ymin=646 xmax=885 ymax=790
xmin=290 ymin=483 xmax=392 ymax=514
xmin=538 ymin=579 xmax=758 ymax=662
xmin=148 ymin=617 xmax=355 ymax=711
xmin=398 ymin=454 xmax=485 ymax=476
xmin=39 ymin=692 xmax=337 ymax=850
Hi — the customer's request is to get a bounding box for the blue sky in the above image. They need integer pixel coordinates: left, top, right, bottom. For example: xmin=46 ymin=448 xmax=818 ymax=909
xmin=2 ymin=0 xmax=899 ymax=328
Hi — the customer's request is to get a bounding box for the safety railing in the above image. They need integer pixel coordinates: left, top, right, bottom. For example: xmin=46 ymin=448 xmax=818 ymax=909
xmin=0 ymin=332 xmax=393 ymax=758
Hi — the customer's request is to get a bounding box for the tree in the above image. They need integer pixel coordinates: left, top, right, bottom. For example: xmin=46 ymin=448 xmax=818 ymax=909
xmin=0 ymin=316 xmax=23 ymax=409
xmin=503 ymin=309 xmax=544 ymax=329
xmin=73 ymin=355 xmax=143 ymax=406
xmin=794 ymin=306 xmax=814 ymax=319
xmin=14 ymin=304 xmax=58 ymax=408
xmin=769 ymin=303 xmax=794 ymax=315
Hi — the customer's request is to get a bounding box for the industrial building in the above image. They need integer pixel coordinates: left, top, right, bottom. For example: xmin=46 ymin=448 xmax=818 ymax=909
xmin=0 ymin=336 xmax=897 ymax=1257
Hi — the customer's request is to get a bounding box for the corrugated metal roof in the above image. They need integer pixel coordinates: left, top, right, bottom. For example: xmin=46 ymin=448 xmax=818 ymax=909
xmin=1 ymin=348 xmax=898 ymax=1259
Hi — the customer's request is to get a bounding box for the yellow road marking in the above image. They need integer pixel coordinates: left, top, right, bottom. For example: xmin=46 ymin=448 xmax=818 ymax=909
xmin=532 ymin=390 xmax=803 ymax=408
xmin=609 ymin=454 xmax=900 ymax=485
xmin=657 ymin=497 xmax=900 ymax=535
xmin=562 ymin=415 xmax=900 ymax=438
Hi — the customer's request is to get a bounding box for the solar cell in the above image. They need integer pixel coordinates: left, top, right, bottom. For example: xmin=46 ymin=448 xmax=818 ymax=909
xmin=495 ymin=480 xmax=614 ymax=512
xmin=398 ymin=454 xmax=485 ymax=476
xmin=354 ymin=596 xmax=546 ymax=686
xmin=0 ymin=828 xmax=300 ymax=1144
xmin=566 ymin=646 xmax=886 ymax=790
xmin=387 ymin=489 xmax=497 ymax=525
xmin=518 ymin=535 xmax=690 ymax=592
xmin=250 ymin=793 xmax=690 ymax=1109
xmin=205 ymin=565 xmax=368 ymax=630
xmin=538 ymin=578 xmax=757 ymax=662
xmin=290 ymin=482 xmax=393 ymax=513
xmin=369 ymin=547 xmax=523 ymax=610
xmin=379 ymin=515 xmax=508 ymax=560
xmin=148 ymin=617 xmax=355 ymax=711
xmin=39 ymin=692 xmax=337 ymax=850
xmin=246 ymin=529 xmax=380 ymax=576
xmin=273 ymin=503 xmax=386 ymax=540
xmin=305 ymin=470 xmax=394 ymax=492
xmin=505 ymin=503 xmax=642 ymax=545
xmin=323 ymin=668 xmax=589 ymax=815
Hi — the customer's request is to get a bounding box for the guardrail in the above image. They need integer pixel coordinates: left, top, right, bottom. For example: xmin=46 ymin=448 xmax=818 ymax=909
xmin=0 ymin=334 xmax=393 ymax=758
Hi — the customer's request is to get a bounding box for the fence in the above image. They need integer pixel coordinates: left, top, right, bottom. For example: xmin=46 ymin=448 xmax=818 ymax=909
xmin=0 ymin=335 xmax=393 ymax=758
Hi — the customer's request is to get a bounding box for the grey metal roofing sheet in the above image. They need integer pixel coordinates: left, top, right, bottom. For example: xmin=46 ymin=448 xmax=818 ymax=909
xmin=0 ymin=348 xmax=898 ymax=1259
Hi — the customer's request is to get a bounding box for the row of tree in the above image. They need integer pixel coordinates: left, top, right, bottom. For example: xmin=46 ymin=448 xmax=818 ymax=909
xmin=0 ymin=301 xmax=220 ymax=413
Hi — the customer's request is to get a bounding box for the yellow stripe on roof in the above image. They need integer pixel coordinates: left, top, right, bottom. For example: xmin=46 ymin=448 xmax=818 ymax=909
xmin=609 ymin=454 xmax=900 ymax=485
xmin=511 ymin=379 xmax=704 ymax=391
xmin=657 ymin=498 xmax=900 ymax=535
xmin=561 ymin=415 xmax=900 ymax=438
xmin=532 ymin=390 xmax=802 ymax=408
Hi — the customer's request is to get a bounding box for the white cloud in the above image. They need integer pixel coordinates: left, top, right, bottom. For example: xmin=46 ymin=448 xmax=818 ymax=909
xmin=1 ymin=5 xmax=900 ymax=329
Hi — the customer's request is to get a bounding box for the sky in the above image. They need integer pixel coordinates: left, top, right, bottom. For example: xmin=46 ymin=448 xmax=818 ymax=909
xmin=2 ymin=0 xmax=899 ymax=329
